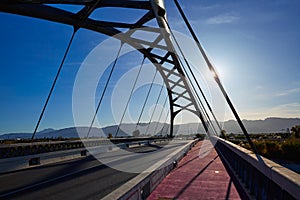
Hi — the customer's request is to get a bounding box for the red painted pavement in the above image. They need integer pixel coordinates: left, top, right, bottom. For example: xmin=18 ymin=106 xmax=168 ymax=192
xmin=148 ymin=140 xmax=241 ymax=200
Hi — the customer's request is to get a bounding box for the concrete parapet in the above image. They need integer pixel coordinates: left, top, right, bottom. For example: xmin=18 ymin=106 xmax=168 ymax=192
xmin=213 ymin=137 xmax=300 ymax=200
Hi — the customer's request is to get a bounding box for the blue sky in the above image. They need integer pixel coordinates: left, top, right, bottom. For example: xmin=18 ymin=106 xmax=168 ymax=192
xmin=166 ymin=0 xmax=300 ymax=120
xmin=0 ymin=0 xmax=300 ymax=134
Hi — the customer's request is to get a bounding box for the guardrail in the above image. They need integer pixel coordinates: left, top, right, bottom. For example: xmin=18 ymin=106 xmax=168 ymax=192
xmin=0 ymin=138 xmax=170 ymax=173
xmin=213 ymin=137 xmax=300 ymax=200
xmin=0 ymin=147 xmax=88 ymax=173
xmin=0 ymin=137 xmax=168 ymax=159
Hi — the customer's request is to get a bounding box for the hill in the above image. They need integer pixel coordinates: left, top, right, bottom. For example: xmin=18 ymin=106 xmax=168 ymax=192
xmin=0 ymin=117 xmax=299 ymax=139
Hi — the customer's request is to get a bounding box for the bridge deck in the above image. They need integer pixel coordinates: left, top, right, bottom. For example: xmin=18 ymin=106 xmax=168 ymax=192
xmin=148 ymin=140 xmax=241 ymax=200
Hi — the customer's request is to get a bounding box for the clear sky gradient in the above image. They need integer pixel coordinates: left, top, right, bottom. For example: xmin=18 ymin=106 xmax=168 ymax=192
xmin=0 ymin=0 xmax=300 ymax=134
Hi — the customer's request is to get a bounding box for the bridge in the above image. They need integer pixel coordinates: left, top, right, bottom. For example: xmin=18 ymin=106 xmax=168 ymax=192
xmin=0 ymin=0 xmax=299 ymax=199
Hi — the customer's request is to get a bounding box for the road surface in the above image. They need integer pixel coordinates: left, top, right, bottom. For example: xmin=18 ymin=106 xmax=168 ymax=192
xmin=0 ymin=140 xmax=191 ymax=200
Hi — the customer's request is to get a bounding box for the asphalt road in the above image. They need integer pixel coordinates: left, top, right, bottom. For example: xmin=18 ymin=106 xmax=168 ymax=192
xmin=0 ymin=140 xmax=191 ymax=200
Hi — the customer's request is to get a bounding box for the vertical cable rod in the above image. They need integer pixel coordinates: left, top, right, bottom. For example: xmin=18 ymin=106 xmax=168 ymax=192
xmin=144 ymin=82 xmax=165 ymax=135
xmin=32 ymin=28 xmax=78 ymax=140
xmin=134 ymin=69 xmax=158 ymax=132
xmin=153 ymin=94 xmax=169 ymax=134
xmin=115 ymin=56 xmax=146 ymax=137
xmin=160 ymin=110 xmax=170 ymax=136
xmin=86 ymin=42 xmax=124 ymax=138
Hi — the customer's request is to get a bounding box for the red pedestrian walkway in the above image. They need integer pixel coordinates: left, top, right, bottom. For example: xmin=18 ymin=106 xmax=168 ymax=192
xmin=148 ymin=140 xmax=241 ymax=200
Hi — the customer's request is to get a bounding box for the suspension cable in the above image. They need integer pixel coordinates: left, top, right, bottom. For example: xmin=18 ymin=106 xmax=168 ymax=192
xmin=134 ymin=69 xmax=158 ymax=132
xmin=181 ymin=59 xmax=219 ymax=136
xmin=174 ymin=0 xmax=257 ymax=153
xmin=114 ymin=56 xmax=146 ymax=137
xmin=191 ymin=84 xmax=219 ymax=136
xmin=144 ymin=82 xmax=165 ymax=135
xmin=160 ymin=110 xmax=170 ymax=136
xmin=163 ymin=19 xmax=218 ymax=136
xmin=163 ymin=16 xmax=221 ymax=136
xmin=153 ymin=94 xmax=169 ymax=134
xmin=33 ymin=0 xmax=104 ymax=140
xmin=192 ymin=85 xmax=219 ymax=136
xmin=164 ymin=124 xmax=170 ymax=136
xmin=162 ymin=14 xmax=217 ymax=134
xmin=86 ymin=42 xmax=124 ymax=138
xmin=32 ymin=28 xmax=78 ymax=140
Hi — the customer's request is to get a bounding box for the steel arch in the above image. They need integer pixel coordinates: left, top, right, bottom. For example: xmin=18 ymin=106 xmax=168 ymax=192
xmin=0 ymin=0 xmax=210 ymax=137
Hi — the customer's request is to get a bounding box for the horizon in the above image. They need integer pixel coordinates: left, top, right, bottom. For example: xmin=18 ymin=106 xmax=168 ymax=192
xmin=1 ymin=1 xmax=300 ymax=134
xmin=1 ymin=116 xmax=300 ymax=135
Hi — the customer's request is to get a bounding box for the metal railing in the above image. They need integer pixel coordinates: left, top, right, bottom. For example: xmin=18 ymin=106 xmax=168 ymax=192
xmin=0 ymin=137 xmax=169 ymax=159
xmin=0 ymin=137 xmax=172 ymax=173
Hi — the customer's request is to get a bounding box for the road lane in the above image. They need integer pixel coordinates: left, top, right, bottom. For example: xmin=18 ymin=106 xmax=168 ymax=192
xmin=0 ymin=140 xmax=191 ymax=199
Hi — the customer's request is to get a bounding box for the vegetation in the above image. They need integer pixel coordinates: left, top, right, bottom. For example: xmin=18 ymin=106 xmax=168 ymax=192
xmin=0 ymin=137 xmax=80 ymax=145
xmin=195 ymin=133 xmax=206 ymax=140
xmin=249 ymin=139 xmax=300 ymax=161
xmin=132 ymin=130 xmax=140 ymax=137
xmin=291 ymin=125 xmax=300 ymax=138
xmin=227 ymin=126 xmax=300 ymax=162
xmin=220 ymin=130 xmax=227 ymax=139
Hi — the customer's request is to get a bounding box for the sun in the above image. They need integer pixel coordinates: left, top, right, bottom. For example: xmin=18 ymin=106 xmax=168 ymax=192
xmin=209 ymin=67 xmax=224 ymax=80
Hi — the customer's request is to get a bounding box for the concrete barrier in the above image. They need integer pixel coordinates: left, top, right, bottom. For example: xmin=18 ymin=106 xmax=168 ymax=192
xmin=0 ymin=137 xmax=168 ymax=159
xmin=0 ymin=143 xmax=131 ymax=174
xmin=102 ymin=139 xmax=197 ymax=200
xmin=0 ymin=147 xmax=89 ymax=173
xmin=0 ymin=139 xmax=169 ymax=174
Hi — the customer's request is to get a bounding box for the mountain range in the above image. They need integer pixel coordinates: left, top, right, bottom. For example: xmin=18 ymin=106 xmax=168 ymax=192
xmin=1 ymin=117 xmax=299 ymax=139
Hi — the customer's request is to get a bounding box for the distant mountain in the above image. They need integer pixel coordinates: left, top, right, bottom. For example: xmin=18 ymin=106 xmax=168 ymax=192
xmin=0 ymin=126 xmax=131 ymax=140
xmin=38 ymin=128 xmax=55 ymax=134
xmin=0 ymin=129 xmax=59 ymax=140
xmin=224 ymin=117 xmax=300 ymax=134
xmin=40 ymin=126 xmax=130 ymax=138
xmin=0 ymin=133 xmax=32 ymax=140
xmin=173 ymin=117 xmax=300 ymax=134
xmin=1 ymin=117 xmax=299 ymax=139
